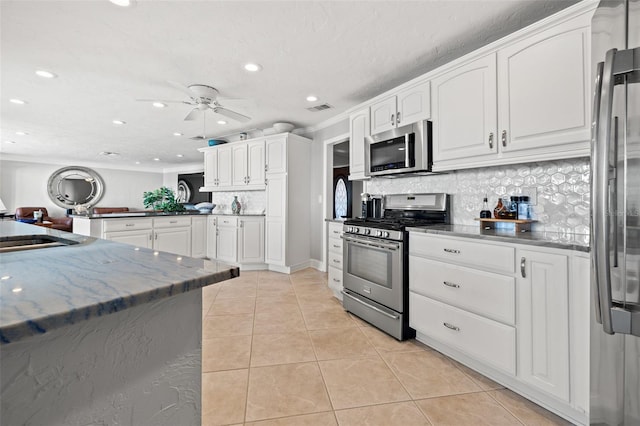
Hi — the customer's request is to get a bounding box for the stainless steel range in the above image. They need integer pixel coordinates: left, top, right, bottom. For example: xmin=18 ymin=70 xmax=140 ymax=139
xmin=342 ymin=193 xmax=450 ymax=340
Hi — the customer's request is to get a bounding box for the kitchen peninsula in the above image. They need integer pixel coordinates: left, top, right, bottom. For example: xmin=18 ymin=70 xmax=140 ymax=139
xmin=0 ymin=221 xmax=239 ymax=425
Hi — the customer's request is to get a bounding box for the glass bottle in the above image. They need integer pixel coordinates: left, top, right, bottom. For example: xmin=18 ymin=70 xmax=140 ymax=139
xmin=480 ymin=197 xmax=492 ymax=218
xmin=231 ymin=196 xmax=241 ymax=215
xmin=493 ymin=198 xmax=504 ymax=219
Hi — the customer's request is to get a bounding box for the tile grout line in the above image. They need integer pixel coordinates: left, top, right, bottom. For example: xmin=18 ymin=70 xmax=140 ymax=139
xmin=484 ymin=390 xmax=527 ymax=426
xmin=242 ymin=274 xmax=258 ymax=425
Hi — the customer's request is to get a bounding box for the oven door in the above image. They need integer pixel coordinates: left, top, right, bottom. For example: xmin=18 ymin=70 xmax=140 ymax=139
xmin=342 ymin=234 xmax=403 ymax=312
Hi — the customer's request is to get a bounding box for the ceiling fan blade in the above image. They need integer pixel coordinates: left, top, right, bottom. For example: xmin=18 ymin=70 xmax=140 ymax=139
xmin=184 ymin=108 xmax=200 ymax=121
xmin=212 ymin=106 xmax=251 ymax=123
xmin=135 ymin=98 xmax=194 ymax=104
xmin=167 ymin=80 xmax=196 ymax=99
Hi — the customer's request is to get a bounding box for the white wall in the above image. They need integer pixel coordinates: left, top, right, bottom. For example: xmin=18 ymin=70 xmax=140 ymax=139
xmin=0 ymin=159 xmax=163 ymax=217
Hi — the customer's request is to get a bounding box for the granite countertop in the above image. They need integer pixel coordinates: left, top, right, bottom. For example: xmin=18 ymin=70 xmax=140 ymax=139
xmin=0 ymin=222 xmax=239 ymax=345
xmin=407 ymin=224 xmax=590 ymax=253
xmin=72 ymin=211 xmax=266 ymax=219
xmin=325 ymin=218 xmax=347 ymax=223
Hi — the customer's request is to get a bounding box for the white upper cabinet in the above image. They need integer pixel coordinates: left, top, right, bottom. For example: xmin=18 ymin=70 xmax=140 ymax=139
xmin=348 ymin=107 xmax=370 ymax=181
xmin=265 ymin=137 xmax=287 ymax=174
xmin=432 ymin=10 xmax=592 ymax=170
xmin=202 ymin=141 xmax=264 ymax=191
xmin=497 ymin=21 xmax=590 ymax=156
xmin=370 ymin=81 xmax=431 ymax=135
xmin=432 ymin=53 xmax=498 ymax=163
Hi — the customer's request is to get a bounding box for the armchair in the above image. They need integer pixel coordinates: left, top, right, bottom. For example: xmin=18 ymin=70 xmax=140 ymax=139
xmin=15 ymin=207 xmax=73 ymax=232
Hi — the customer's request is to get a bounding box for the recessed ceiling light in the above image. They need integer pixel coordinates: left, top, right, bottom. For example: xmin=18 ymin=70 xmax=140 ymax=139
xmin=15 ymin=131 xmax=28 ymax=136
xmin=152 ymin=102 xmax=167 ymax=108
xmin=135 ymin=161 xmax=141 ymax=165
xmin=112 ymin=120 xmax=126 ymax=125
xmin=9 ymin=99 xmax=26 ymax=105
xmin=35 ymin=70 xmax=57 ymax=79
xmin=5 ymin=140 xmax=16 ymax=144
xmin=153 ymin=158 xmax=160 ymax=161
xmin=109 ymin=0 xmax=133 ymax=6
xmin=306 ymin=95 xmax=318 ymax=102
xmin=176 ymin=154 xmax=184 ymax=158
xmin=1 ymin=275 xmax=11 ymax=280
xmin=217 ymin=120 xmax=227 ymax=125
xmin=173 ymin=132 xmax=183 ymax=136
xmin=12 ymin=287 xmax=22 ymax=293
xmin=244 ymin=63 xmax=262 ymax=72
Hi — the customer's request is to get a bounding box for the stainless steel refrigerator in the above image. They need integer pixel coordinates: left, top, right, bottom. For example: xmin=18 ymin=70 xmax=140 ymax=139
xmin=591 ymin=0 xmax=640 ymax=424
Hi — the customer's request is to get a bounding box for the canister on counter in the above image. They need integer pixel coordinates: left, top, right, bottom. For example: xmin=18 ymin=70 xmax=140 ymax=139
xmin=518 ymin=196 xmax=531 ymax=219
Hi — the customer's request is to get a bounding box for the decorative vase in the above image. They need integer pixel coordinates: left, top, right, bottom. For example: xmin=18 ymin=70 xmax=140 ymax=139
xmin=231 ymin=196 xmax=241 ymax=215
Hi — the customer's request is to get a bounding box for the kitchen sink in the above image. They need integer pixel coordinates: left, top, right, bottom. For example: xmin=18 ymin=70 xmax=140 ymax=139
xmin=0 ymin=235 xmax=79 ymax=253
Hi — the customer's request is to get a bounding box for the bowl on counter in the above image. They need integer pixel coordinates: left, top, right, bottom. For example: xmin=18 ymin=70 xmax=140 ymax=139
xmin=195 ymin=202 xmax=216 ymax=213
xmin=272 ymin=122 xmax=294 ymax=133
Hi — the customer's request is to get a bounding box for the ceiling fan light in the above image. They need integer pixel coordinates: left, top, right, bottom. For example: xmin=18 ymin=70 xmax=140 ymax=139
xmin=173 ymin=132 xmax=183 ymax=136
xmin=152 ymin=102 xmax=167 ymax=108
xmin=9 ymin=99 xmax=26 ymax=105
xmin=306 ymin=95 xmax=318 ymax=102
xmin=153 ymin=158 xmax=160 ymax=161
xmin=217 ymin=120 xmax=227 ymax=125
xmin=15 ymin=131 xmax=28 ymax=136
xmin=112 ymin=120 xmax=126 ymax=125
xmin=176 ymin=154 xmax=184 ymax=158
xmin=244 ymin=63 xmax=262 ymax=72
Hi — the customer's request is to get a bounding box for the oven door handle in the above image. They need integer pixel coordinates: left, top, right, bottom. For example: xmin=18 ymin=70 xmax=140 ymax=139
xmin=341 ymin=235 xmax=400 ymax=251
xmin=341 ymin=290 xmax=399 ymax=320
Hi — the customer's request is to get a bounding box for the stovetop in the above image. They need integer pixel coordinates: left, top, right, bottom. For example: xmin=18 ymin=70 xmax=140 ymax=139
xmin=344 ymin=217 xmax=441 ymax=231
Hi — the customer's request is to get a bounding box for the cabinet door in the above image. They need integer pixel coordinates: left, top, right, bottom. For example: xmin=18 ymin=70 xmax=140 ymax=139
xmin=238 ymin=218 xmax=264 ymax=263
xmin=432 ymin=53 xmax=498 ymax=163
xmin=216 ymin=145 xmax=233 ymax=187
xmin=232 ymin=143 xmax=248 ymax=187
xmin=154 ymin=227 xmax=191 ymax=256
xmin=265 ymin=137 xmax=287 ymax=174
xmin=348 ymin=107 xmax=370 ymax=180
xmin=370 ymin=96 xmax=397 ymax=135
xmin=206 ymin=216 xmax=217 ymax=259
xmin=517 ymin=249 xmax=570 ymax=402
xmin=203 ymin=149 xmax=218 ymax=187
xmin=265 ymin=173 xmax=287 ymax=265
xmin=246 ymin=140 xmax=265 ymax=187
xmin=191 ymin=216 xmax=207 ymax=258
xmin=498 ymin=22 xmax=590 ymax=155
xmin=396 ymin=81 xmax=431 ymax=126
xmin=216 ymin=225 xmax=237 ymax=263
xmin=104 ymin=230 xmax=152 ymax=248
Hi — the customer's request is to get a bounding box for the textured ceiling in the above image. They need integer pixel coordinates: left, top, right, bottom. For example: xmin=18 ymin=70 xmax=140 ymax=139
xmin=0 ymin=0 xmax=577 ymax=170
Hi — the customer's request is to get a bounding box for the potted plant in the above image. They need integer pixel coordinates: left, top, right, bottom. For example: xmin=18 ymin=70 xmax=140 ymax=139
xmin=143 ymin=187 xmax=185 ymax=212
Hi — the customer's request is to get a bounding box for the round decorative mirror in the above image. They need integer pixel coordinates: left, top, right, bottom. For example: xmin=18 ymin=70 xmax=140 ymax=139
xmin=47 ymin=166 xmax=105 ymax=209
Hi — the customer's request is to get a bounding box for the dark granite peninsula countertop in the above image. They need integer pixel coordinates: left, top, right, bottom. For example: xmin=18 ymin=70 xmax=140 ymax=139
xmin=72 ymin=211 xmax=266 ymax=219
xmin=0 ymin=221 xmax=239 ymax=344
xmin=407 ymin=224 xmax=590 ymax=253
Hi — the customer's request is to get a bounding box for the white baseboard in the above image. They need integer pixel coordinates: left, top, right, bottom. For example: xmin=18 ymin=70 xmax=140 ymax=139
xmin=308 ymin=259 xmax=324 ymax=272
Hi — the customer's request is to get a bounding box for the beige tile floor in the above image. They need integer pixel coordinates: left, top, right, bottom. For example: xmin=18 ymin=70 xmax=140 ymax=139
xmin=202 ymin=269 xmax=572 ymax=426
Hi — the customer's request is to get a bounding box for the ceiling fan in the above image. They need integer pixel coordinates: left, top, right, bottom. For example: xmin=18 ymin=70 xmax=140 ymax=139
xmin=137 ymin=82 xmax=251 ymax=123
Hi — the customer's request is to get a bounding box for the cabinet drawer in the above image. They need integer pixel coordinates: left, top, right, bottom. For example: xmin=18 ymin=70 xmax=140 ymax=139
xmin=103 ymin=218 xmax=153 ymax=232
xmin=409 ymin=256 xmax=515 ymax=325
xmin=328 ymin=236 xmax=343 ymax=254
xmin=153 ymin=216 xmax=192 ymax=229
xmin=410 ymin=292 xmax=516 ymax=375
xmin=216 ymin=217 xmax=238 ymax=227
xmin=328 ymin=266 xmax=343 ymax=289
xmin=410 ymin=233 xmax=515 ymax=274
xmin=328 ymin=223 xmax=344 ymax=238
xmin=328 ymin=250 xmax=343 ymax=270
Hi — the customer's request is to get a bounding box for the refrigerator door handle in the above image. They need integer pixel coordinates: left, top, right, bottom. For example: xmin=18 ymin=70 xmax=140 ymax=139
xmin=591 ymin=60 xmax=604 ymax=326
xmin=593 ymin=49 xmax=616 ymax=335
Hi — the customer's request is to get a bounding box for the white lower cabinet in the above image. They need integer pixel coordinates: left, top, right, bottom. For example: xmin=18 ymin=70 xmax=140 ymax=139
xmin=190 ymin=216 xmax=207 ymax=258
xmin=153 ymin=227 xmax=191 ymax=256
xmin=208 ymin=215 xmax=265 ymax=268
xmin=104 ymin=229 xmax=152 ymax=249
xmin=409 ymin=231 xmax=588 ymax=424
xmin=327 ymin=222 xmax=344 ymax=299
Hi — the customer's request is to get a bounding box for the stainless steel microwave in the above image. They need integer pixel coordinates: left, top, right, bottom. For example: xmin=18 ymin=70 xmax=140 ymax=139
xmin=367 ymin=120 xmax=433 ymax=177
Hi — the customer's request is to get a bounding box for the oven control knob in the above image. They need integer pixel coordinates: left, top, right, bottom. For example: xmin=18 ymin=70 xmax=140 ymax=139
xmin=354 ymin=227 xmax=360 ymax=233
xmin=383 ymin=231 xmax=390 ymax=238
xmin=376 ymin=230 xmax=382 ymax=237
xmin=348 ymin=227 xmax=353 ymax=232
xmin=364 ymin=229 xmax=370 ymax=235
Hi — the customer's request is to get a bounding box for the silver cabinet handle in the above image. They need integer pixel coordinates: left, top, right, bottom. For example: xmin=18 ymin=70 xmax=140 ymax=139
xmin=443 ymin=248 xmax=460 ymax=254
xmin=154 ymin=232 xmax=158 ymax=240
xmin=443 ymin=281 xmax=460 ymax=289
xmin=390 ymin=113 xmax=395 ymax=125
xmin=501 ymin=130 xmax=507 ymax=147
xmin=488 ymin=132 xmax=494 ymax=149
xmin=240 ymin=221 xmax=243 ymax=228
xmin=332 ymin=244 xmax=340 ymax=248
xmin=332 ymin=230 xmax=340 ymax=234
xmin=332 ymin=259 xmax=341 ymax=263
xmin=333 ymin=278 xmax=341 ymax=283
xmin=443 ymin=322 xmax=460 ymax=331
xmin=342 ymin=290 xmax=399 ymax=320
xmin=169 ymin=220 xmax=177 ymax=224
xmin=149 ymin=233 xmax=152 ymax=240
xmin=126 ymin=223 xmax=135 ymax=227
xmin=520 ymin=257 xmax=526 ymax=278
xmin=396 ymin=111 xmax=401 ymax=124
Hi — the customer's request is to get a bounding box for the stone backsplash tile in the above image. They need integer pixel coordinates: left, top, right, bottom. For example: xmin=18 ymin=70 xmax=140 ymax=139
xmin=209 ymin=191 xmax=266 ymax=215
xmin=365 ymin=158 xmax=591 ymax=235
